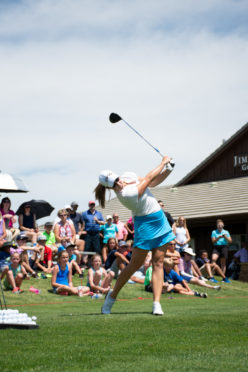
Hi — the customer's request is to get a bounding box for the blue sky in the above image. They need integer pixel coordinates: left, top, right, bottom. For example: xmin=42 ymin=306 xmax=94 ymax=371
xmin=1 ymin=0 xmax=248 ymax=222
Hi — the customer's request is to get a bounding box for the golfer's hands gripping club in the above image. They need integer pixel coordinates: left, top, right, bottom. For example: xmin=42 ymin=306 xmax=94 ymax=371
xmin=161 ymin=156 xmax=175 ymax=172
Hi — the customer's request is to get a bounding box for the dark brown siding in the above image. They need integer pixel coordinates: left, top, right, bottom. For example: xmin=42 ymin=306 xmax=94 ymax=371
xmin=186 ymin=131 xmax=248 ymax=184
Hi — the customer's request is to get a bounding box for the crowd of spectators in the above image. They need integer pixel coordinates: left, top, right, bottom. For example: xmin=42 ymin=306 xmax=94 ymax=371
xmin=0 ymin=197 xmax=247 ymax=297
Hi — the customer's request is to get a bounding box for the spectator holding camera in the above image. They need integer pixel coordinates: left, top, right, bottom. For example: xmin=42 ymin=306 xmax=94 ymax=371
xmin=211 ymin=219 xmax=232 ymax=275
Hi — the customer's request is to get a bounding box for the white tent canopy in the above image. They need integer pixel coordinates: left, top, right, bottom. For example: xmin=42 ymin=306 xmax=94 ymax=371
xmin=0 ymin=171 xmax=28 ymax=193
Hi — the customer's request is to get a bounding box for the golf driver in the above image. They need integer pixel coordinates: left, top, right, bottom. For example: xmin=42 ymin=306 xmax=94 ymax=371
xmin=0 ymin=279 xmax=7 ymax=310
xmin=109 ymin=113 xmax=175 ymax=168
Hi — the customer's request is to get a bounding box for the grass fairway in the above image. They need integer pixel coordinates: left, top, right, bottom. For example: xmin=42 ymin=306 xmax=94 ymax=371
xmin=0 ymin=276 xmax=248 ymax=372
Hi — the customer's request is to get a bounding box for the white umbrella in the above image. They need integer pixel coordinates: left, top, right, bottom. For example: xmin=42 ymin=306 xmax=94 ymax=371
xmin=0 ymin=171 xmax=28 ymax=193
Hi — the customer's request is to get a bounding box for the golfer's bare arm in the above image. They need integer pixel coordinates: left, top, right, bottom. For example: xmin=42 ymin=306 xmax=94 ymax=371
xmin=137 ymin=156 xmax=171 ymax=197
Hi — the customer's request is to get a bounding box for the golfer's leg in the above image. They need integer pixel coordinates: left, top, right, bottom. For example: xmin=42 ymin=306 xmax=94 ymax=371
xmin=152 ymin=247 xmax=166 ymax=302
xmin=111 ymin=248 xmax=148 ymax=299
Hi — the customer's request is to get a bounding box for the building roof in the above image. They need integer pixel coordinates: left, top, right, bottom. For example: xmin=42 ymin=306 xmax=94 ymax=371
xmin=98 ymin=176 xmax=248 ymax=222
xmin=176 ymin=122 xmax=248 ymax=186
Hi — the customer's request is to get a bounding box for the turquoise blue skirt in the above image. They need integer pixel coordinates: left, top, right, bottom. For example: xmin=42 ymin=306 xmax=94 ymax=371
xmin=133 ymin=209 xmax=175 ymax=251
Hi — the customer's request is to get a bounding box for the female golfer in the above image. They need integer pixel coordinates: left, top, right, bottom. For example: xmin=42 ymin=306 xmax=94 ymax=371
xmin=94 ymin=155 xmax=175 ymax=315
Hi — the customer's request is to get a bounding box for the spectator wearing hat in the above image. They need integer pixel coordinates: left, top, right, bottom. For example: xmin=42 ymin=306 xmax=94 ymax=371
xmin=43 ymin=221 xmax=57 ymax=256
xmin=33 ymin=235 xmax=53 ymax=274
xmin=178 ymin=247 xmax=221 ymax=290
xmin=105 ymin=240 xmax=130 ymax=277
xmin=112 ymin=213 xmax=128 ymax=242
xmin=81 ymin=201 xmax=104 ymax=255
xmin=18 ymin=203 xmax=38 ymax=244
xmin=100 ymin=215 xmax=118 ymax=263
xmin=0 ymin=197 xmax=19 ymax=242
xmin=69 ymin=202 xmax=84 ymax=236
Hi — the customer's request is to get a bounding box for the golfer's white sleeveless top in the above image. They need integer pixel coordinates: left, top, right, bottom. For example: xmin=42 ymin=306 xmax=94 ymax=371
xmin=115 ymin=172 xmax=160 ymax=217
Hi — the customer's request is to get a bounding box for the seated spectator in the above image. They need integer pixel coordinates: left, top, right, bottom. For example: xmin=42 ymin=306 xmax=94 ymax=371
xmin=129 ymin=251 xmax=151 ymax=284
xmin=164 ymin=240 xmax=180 ymax=274
xmin=54 ymin=209 xmax=84 ymax=262
xmin=18 ymin=203 xmax=38 ymax=244
xmin=42 ymin=221 xmax=57 ymax=256
xmin=0 ymin=242 xmax=11 ymax=272
xmin=57 ymin=239 xmax=82 ymax=266
xmin=173 ymin=216 xmax=191 ymax=253
xmin=124 ymin=217 xmax=134 ymax=241
xmin=112 ymin=213 xmax=128 ymax=242
xmin=196 ymin=250 xmax=230 ymax=283
xmin=105 ymin=240 xmax=130 ymax=278
xmin=32 ymin=235 xmax=53 ymax=274
xmin=163 ymin=258 xmax=207 ymax=298
xmin=0 ymin=197 xmax=19 ymax=242
xmin=227 ymin=242 xmax=248 ymax=280
xmin=211 ymin=219 xmax=232 ymax=275
xmin=100 ymin=215 xmax=118 ymax=263
xmin=0 ymin=211 xmax=7 ymax=248
xmin=51 ymin=250 xmax=91 ymax=296
xmin=66 ymin=243 xmax=84 ymax=278
xmin=0 ymin=252 xmax=28 ymax=293
xmin=179 ymin=248 xmax=221 ymax=291
xmin=14 ymin=233 xmax=39 ymax=277
xmin=87 ymin=254 xmax=114 ymax=295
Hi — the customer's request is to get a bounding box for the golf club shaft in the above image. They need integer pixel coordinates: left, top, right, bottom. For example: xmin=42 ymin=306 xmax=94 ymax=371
xmin=122 ymin=119 xmax=164 ymax=157
xmin=0 ymin=280 xmax=7 ymax=309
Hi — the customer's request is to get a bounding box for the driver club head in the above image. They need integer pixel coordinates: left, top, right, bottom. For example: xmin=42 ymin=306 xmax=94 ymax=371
xmin=109 ymin=113 xmax=122 ymax=124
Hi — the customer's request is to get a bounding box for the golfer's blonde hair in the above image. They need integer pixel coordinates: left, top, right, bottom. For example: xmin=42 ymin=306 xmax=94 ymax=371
xmin=163 ymin=258 xmax=174 ymax=268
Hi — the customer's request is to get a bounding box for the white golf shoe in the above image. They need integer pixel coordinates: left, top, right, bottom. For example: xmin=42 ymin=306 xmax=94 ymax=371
xmin=101 ymin=290 xmax=115 ymax=314
xmin=152 ymin=302 xmax=164 ymax=316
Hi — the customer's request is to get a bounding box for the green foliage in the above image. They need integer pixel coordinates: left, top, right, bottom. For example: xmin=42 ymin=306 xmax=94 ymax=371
xmin=0 ymin=276 xmax=248 ymax=371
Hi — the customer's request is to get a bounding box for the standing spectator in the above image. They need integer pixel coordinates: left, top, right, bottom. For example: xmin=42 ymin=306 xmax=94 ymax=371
xmin=0 ymin=197 xmax=19 ymax=242
xmin=173 ymin=216 xmax=191 ymax=253
xmin=0 ymin=211 xmax=7 ymax=248
xmin=211 ymin=219 xmax=232 ymax=275
xmin=100 ymin=215 xmax=118 ymax=263
xmin=124 ymin=216 xmax=134 ymax=241
xmin=113 ymin=213 xmax=128 ymax=242
xmin=81 ymin=201 xmax=104 ymax=255
xmin=158 ymin=200 xmax=175 ymax=229
xmin=69 ymin=202 xmax=84 ymax=237
xmin=18 ymin=203 xmax=38 ymax=244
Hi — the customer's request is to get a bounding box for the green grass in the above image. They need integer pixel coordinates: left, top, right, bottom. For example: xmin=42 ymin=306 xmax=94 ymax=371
xmin=0 ymin=275 xmax=248 ymax=372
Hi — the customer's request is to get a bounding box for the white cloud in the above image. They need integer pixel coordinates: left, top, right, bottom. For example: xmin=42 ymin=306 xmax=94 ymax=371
xmin=0 ymin=0 xmax=248 ymax=223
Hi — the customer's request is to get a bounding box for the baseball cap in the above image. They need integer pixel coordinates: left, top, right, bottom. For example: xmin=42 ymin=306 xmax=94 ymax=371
xmin=65 ymin=242 xmax=76 ymax=249
xmin=64 ymin=204 xmax=72 ymax=210
xmin=71 ymin=201 xmax=78 ymax=207
xmin=88 ymin=200 xmax=95 ymax=206
xmin=44 ymin=221 xmax=53 ymax=227
xmin=99 ymin=170 xmax=119 ymax=188
xmin=183 ymin=247 xmax=196 ymax=256
xmin=106 ymin=215 xmax=112 ymax=220
xmin=16 ymin=233 xmax=28 ymax=240
xmin=37 ymin=235 xmax=47 ymax=242
xmin=118 ymin=240 xmax=128 ymax=247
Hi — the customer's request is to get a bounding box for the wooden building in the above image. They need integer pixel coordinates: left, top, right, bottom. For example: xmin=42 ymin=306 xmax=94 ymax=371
xmin=99 ymin=122 xmax=248 ymax=260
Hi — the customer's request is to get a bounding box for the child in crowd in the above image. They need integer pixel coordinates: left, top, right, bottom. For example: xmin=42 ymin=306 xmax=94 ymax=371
xmin=87 ymin=254 xmax=114 ymax=295
xmin=163 ymin=258 xmax=207 ymax=298
xmin=66 ymin=243 xmax=84 ymax=278
xmin=12 ymin=233 xmax=39 ymax=277
xmin=179 ymin=248 xmax=221 ymax=291
xmin=51 ymin=250 xmax=91 ymax=296
xmin=100 ymin=216 xmax=118 ymax=263
xmin=58 ymin=238 xmax=81 ymax=266
xmin=195 ymin=250 xmax=230 ymax=283
xmin=1 ymin=252 xmax=28 ymax=293
xmin=105 ymin=240 xmax=130 ymax=277
xmin=32 ymin=235 xmax=53 ymax=274
xmin=164 ymin=240 xmax=180 ymax=274
xmin=42 ymin=221 xmax=57 ymax=257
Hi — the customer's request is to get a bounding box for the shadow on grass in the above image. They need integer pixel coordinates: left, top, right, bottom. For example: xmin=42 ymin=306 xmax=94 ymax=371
xmin=59 ymin=311 xmax=151 ymax=316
